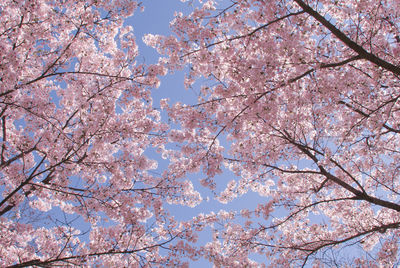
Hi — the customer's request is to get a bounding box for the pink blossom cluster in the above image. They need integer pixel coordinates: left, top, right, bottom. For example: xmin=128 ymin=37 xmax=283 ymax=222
xmin=2 ymin=0 xmax=400 ymax=266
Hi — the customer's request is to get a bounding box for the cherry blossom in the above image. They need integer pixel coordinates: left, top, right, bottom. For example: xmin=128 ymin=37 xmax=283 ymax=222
xmin=4 ymin=0 xmax=400 ymax=266
xmin=0 ymin=0 xmax=202 ymax=266
xmin=148 ymin=0 xmax=400 ymax=265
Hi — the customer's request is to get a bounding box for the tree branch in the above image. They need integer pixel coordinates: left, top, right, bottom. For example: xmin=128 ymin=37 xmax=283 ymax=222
xmin=293 ymin=0 xmax=400 ymax=76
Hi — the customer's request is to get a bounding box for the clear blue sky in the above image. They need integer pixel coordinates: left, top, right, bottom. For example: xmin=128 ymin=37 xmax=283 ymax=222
xmin=126 ymin=1 xmax=272 ymax=266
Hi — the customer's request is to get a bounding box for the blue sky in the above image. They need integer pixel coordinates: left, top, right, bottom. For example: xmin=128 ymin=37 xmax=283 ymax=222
xmin=127 ymin=0 xmax=270 ymax=211
xmin=124 ymin=1 xmax=392 ymax=266
xmin=3 ymin=0 xmax=386 ymax=266
xmin=123 ymin=2 xmax=373 ymax=266
xmin=125 ymin=1 xmax=273 ymax=265
xmin=128 ymin=1 xmax=204 ymax=105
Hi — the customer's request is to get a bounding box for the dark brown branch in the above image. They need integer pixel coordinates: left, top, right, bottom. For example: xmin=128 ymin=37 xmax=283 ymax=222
xmin=280 ymin=130 xmax=400 ymax=212
xmin=206 ymin=55 xmax=361 ymax=154
xmin=293 ymin=0 xmax=400 ymax=76
xmin=0 ymin=138 xmax=41 ymax=169
xmin=6 ymin=234 xmax=177 ymax=268
xmin=338 ymin=100 xmax=400 ymax=133
xmin=300 ymin=221 xmax=400 ymax=266
xmin=182 ymin=11 xmax=306 ymax=58
xmin=0 ymin=156 xmax=47 ymax=213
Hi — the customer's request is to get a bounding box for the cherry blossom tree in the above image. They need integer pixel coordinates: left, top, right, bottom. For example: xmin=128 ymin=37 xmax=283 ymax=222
xmin=0 ymin=0 xmax=202 ymax=266
xmin=146 ymin=0 xmax=400 ymax=266
xmin=4 ymin=0 xmax=400 ymax=266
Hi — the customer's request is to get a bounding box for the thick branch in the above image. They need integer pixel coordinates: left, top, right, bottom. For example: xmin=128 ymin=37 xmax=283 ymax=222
xmin=6 ymin=235 xmax=177 ymax=268
xmin=338 ymin=100 xmax=400 ymax=133
xmin=290 ymin=136 xmax=400 ymax=212
xmin=293 ymin=0 xmax=400 ymax=76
